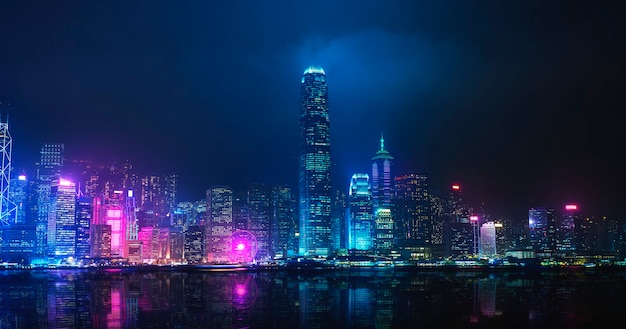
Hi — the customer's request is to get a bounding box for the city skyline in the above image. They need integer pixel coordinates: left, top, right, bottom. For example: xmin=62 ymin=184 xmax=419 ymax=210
xmin=1 ymin=1 xmax=624 ymax=220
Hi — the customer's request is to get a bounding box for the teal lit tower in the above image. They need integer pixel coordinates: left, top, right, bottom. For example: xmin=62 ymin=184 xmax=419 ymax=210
xmin=298 ymin=66 xmax=331 ymax=257
xmin=348 ymin=174 xmax=373 ymax=250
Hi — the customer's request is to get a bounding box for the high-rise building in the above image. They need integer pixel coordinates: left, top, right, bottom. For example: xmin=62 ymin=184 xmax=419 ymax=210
xmin=271 ymin=185 xmax=297 ymax=258
xmin=205 ymin=185 xmax=234 ymax=263
xmin=48 ymin=178 xmax=77 ymax=262
xmin=0 ymin=117 xmax=18 ymax=226
xmin=479 ymin=222 xmax=497 ymax=258
xmin=347 ymin=174 xmax=373 ymax=250
xmin=394 ymin=174 xmax=431 ymax=247
xmin=247 ymin=183 xmax=271 ymax=260
xmin=528 ymin=207 xmax=556 ymax=254
xmin=371 ymin=134 xmax=394 ymax=210
xmin=557 ymin=204 xmax=579 ymax=255
xmin=9 ymin=173 xmax=28 ymax=224
xmin=184 ymin=225 xmax=204 ymax=263
xmin=298 ymin=66 xmax=331 ymax=257
xmin=374 ymin=208 xmax=394 ymax=252
xmin=34 ymin=143 xmax=64 ymax=260
xmin=75 ymin=195 xmax=92 ymax=260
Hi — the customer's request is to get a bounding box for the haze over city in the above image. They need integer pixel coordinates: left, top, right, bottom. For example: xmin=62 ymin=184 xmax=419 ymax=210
xmin=1 ymin=1 xmax=623 ymax=220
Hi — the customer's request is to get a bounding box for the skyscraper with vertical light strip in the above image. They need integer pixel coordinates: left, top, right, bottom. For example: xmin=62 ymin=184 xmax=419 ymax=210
xmin=298 ymin=66 xmax=331 ymax=257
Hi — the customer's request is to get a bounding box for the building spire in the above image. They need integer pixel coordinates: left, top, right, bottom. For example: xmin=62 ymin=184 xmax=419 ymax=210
xmin=380 ymin=133 xmax=385 ymax=152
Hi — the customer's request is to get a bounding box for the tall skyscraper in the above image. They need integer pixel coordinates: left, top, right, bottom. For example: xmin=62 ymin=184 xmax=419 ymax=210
xmin=0 ymin=117 xmax=17 ymax=225
xmin=371 ymin=134 xmax=394 ymax=210
xmin=48 ymin=178 xmax=77 ymax=262
xmin=247 ymin=183 xmax=270 ymax=260
xmin=347 ymin=174 xmax=373 ymax=250
xmin=557 ymin=204 xmax=579 ymax=255
xmin=271 ymin=185 xmax=297 ymax=258
xmin=75 ymin=195 xmax=92 ymax=260
xmin=298 ymin=66 xmax=331 ymax=257
xmin=205 ymin=185 xmax=234 ymax=263
xmin=34 ymin=143 xmax=64 ymax=260
xmin=528 ymin=207 xmax=556 ymax=254
xmin=395 ymin=173 xmax=431 ymax=247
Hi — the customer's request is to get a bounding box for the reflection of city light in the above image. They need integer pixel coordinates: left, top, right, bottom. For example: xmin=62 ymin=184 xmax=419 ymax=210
xmin=235 ymin=284 xmax=246 ymax=296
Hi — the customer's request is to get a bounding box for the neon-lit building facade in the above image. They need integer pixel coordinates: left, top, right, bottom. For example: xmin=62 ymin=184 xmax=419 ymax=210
xmin=205 ymin=185 xmax=234 ymax=263
xmin=371 ymin=134 xmax=394 ymax=210
xmin=348 ymin=174 xmax=373 ymax=250
xmin=48 ymin=178 xmax=77 ymax=262
xmin=298 ymin=66 xmax=331 ymax=257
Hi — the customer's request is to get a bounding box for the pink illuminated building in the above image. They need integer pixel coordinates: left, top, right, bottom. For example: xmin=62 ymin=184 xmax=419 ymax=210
xmin=91 ymin=189 xmax=140 ymax=261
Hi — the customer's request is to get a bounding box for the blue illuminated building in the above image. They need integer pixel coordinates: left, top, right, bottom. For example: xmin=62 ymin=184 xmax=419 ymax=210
xmin=371 ymin=134 xmax=394 ymax=210
xmin=48 ymin=179 xmax=77 ymax=263
xmin=75 ymin=195 xmax=92 ymax=260
xmin=348 ymin=174 xmax=373 ymax=250
xmin=298 ymin=66 xmax=331 ymax=257
xmin=34 ymin=143 xmax=64 ymax=260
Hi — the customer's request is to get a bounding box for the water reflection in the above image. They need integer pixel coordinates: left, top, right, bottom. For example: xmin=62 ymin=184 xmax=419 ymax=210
xmin=0 ymin=268 xmax=625 ymax=328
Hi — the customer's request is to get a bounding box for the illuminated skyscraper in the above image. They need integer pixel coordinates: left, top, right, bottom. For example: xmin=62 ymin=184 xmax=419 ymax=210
xmin=9 ymin=173 xmax=28 ymax=224
xmin=479 ymin=222 xmax=497 ymax=258
xmin=271 ymin=185 xmax=298 ymax=258
xmin=395 ymin=173 xmax=431 ymax=247
xmin=371 ymin=134 xmax=394 ymax=210
xmin=348 ymin=174 xmax=373 ymax=250
xmin=558 ymin=204 xmax=579 ymax=255
xmin=48 ymin=178 xmax=77 ymax=262
xmin=528 ymin=207 xmax=556 ymax=254
xmin=247 ymin=183 xmax=270 ymax=260
xmin=75 ymin=195 xmax=92 ymax=260
xmin=206 ymin=185 xmax=234 ymax=263
xmin=34 ymin=143 xmax=64 ymax=260
xmin=0 ymin=117 xmax=17 ymax=226
xmin=298 ymin=66 xmax=331 ymax=257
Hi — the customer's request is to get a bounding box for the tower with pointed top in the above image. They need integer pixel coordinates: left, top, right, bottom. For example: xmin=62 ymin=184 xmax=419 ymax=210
xmin=0 ymin=116 xmax=17 ymax=226
xmin=371 ymin=134 xmax=394 ymax=210
xmin=298 ymin=66 xmax=331 ymax=257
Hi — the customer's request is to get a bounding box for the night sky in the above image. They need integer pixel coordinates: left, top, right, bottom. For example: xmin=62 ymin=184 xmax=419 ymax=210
xmin=1 ymin=1 xmax=624 ymax=220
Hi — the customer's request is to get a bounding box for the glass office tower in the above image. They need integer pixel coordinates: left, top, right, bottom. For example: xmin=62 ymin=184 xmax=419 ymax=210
xmin=48 ymin=178 xmax=77 ymax=263
xmin=348 ymin=174 xmax=373 ymax=251
xmin=298 ymin=66 xmax=331 ymax=257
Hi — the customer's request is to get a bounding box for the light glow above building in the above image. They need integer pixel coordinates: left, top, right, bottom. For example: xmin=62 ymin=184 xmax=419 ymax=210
xmin=565 ymin=204 xmax=578 ymax=210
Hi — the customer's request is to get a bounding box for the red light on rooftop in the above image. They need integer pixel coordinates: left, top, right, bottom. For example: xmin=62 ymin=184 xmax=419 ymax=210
xmin=565 ymin=204 xmax=578 ymax=211
xmin=452 ymin=184 xmax=461 ymax=190
xmin=470 ymin=215 xmax=479 ymax=221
